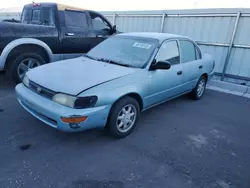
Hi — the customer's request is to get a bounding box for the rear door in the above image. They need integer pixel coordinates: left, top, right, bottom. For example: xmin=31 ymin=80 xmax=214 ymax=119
xmin=60 ymin=10 xmax=90 ymax=58
xmin=178 ymin=39 xmax=203 ymax=91
xmin=87 ymin=11 xmax=114 ymax=49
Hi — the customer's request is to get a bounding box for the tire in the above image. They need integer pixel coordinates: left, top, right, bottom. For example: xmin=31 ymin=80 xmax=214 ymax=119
xmin=107 ymin=96 xmax=140 ymax=138
xmin=8 ymin=52 xmax=46 ymax=84
xmin=190 ymin=75 xmax=207 ymax=100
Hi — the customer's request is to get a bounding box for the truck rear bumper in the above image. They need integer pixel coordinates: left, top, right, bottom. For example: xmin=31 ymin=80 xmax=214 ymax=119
xmin=0 ymin=56 xmax=5 ymax=70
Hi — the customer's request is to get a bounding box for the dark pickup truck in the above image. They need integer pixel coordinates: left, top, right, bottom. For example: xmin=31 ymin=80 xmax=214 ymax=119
xmin=0 ymin=3 xmax=117 ymax=83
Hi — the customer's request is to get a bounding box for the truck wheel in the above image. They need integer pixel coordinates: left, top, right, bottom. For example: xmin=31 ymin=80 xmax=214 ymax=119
xmin=107 ymin=96 xmax=140 ymax=138
xmin=9 ymin=53 xmax=46 ymax=84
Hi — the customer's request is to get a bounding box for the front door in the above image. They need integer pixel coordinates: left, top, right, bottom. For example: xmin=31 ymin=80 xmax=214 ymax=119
xmin=145 ymin=40 xmax=185 ymax=107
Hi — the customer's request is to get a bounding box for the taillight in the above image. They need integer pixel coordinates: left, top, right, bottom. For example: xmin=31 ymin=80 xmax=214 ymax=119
xmin=213 ymin=60 xmax=215 ymax=70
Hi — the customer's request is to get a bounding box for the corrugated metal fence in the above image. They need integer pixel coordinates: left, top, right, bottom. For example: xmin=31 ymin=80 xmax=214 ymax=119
xmin=102 ymin=9 xmax=250 ymax=85
xmin=2 ymin=9 xmax=250 ymax=85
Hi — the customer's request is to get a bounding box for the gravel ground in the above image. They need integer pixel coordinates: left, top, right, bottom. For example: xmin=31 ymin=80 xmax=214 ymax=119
xmin=0 ymin=74 xmax=250 ymax=188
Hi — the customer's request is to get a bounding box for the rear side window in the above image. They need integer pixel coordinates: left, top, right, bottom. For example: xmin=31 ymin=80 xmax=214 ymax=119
xmin=65 ymin=10 xmax=88 ymax=27
xmin=179 ymin=40 xmax=197 ymax=63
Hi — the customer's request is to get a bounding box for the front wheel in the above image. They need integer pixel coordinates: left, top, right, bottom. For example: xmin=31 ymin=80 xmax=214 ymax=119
xmin=190 ymin=75 xmax=207 ymax=100
xmin=8 ymin=53 xmax=46 ymax=84
xmin=107 ymin=96 xmax=140 ymax=138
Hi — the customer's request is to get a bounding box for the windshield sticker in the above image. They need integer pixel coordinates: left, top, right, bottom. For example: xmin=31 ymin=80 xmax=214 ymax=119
xmin=133 ymin=42 xmax=152 ymax=49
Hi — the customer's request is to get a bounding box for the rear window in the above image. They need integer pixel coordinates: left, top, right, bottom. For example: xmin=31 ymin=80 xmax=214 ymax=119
xmin=21 ymin=7 xmax=54 ymax=26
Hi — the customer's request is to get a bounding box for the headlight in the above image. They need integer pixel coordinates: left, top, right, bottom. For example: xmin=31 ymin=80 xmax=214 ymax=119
xmin=52 ymin=93 xmax=97 ymax=109
xmin=52 ymin=93 xmax=76 ymax=108
xmin=23 ymin=75 xmax=29 ymax=87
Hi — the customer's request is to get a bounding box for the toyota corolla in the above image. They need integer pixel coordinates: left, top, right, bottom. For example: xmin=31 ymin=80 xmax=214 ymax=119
xmin=15 ymin=32 xmax=214 ymax=138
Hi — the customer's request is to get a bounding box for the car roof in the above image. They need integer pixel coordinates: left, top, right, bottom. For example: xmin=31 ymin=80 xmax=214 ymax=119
xmin=24 ymin=3 xmax=87 ymax=11
xmin=117 ymin=32 xmax=190 ymax=42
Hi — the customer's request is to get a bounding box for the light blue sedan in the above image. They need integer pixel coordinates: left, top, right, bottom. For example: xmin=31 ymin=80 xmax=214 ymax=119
xmin=16 ymin=32 xmax=214 ymax=138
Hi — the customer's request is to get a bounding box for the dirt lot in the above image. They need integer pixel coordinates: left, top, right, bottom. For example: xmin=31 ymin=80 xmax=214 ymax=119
xmin=0 ymin=74 xmax=250 ymax=188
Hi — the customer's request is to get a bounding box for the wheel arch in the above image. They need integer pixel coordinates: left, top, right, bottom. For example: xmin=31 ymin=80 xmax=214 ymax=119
xmin=1 ymin=38 xmax=53 ymax=68
xmin=201 ymin=73 xmax=208 ymax=81
xmin=112 ymin=92 xmax=144 ymax=112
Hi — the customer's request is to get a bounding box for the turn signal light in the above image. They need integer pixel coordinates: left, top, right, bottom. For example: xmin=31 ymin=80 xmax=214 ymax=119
xmin=61 ymin=116 xmax=87 ymax=123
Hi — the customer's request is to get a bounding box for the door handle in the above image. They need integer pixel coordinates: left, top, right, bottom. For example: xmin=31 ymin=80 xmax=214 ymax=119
xmin=177 ymin=70 xmax=183 ymax=75
xmin=96 ymin=35 xmax=103 ymax=38
xmin=66 ymin=33 xmax=75 ymax=36
xmin=199 ymin=65 xmax=203 ymax=69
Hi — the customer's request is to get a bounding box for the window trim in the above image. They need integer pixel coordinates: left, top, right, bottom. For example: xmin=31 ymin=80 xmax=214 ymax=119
xmin=178 ymin=39 xmax=202 ymax=64
xmin=195 ymin=45 xmax=202 ymax=60
xmin=153 ymin=38 xmax=181 ymax=66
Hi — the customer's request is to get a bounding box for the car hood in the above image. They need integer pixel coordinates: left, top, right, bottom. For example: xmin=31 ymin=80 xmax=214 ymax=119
xmin=27 ymin=57 xmax=138 ymax=95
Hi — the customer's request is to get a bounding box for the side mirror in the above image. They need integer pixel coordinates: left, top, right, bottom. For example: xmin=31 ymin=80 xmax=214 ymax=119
xmin=151 ymin=60 xmax=171 ymax=70
xmin=111 ymin=25 xmax=117 ymax=34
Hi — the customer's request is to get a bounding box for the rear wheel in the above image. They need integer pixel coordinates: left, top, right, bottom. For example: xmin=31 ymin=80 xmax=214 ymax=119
xmin=107 ymin=96 xmax=140 ymax=138
xmin=8 ymin=53 xmax=46 ymax=84
xmin=190 ymin=75 xmax=207 ymax=100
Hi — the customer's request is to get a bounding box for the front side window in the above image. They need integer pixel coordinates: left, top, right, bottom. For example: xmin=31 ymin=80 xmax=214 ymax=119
xmin=65 ymin=10 xmax=88 ymax=27
xmin=87 ymin=36 xmax=158 ymax=68
xmin=89 ymin=12 xmax=110 ymax=30
xmin=156 ymin=40 xmax=180 ymax=65
xmin=179 ymin=40 xmax=197 ymax=63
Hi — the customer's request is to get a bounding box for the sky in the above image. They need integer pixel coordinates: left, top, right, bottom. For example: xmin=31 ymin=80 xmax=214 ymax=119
xmin=1 ymin=0 xmax=250 ymax=11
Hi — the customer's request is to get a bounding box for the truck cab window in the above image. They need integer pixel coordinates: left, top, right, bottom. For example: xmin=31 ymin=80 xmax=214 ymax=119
xmin=89 ymin=12 xmax=111 ymax=31
xmin=21 ymin=9 xmax=32 ymax=23
xmin=21 ymin=8 xmax=54 ymax=26
xmin=32 ymin=10 xmax=41 ymax=23
xmin=65 ymin=10 xmax=88 ymax=28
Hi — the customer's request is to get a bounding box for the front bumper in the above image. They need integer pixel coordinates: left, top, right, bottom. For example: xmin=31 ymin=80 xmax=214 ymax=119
xmin=0 ymin=56 xmax=5 ymax=70
xmin=15 ymin=84 xmax=111 ymax=132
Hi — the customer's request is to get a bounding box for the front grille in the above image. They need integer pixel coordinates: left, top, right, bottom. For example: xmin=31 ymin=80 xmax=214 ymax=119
xmin=29 ymin=81 xmax=56 ymax=99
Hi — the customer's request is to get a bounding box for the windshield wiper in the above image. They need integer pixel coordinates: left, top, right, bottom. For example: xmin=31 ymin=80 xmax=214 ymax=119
xmin=83 ymin=54 xmax=99 ymax=61
xmin=84 ymin=55 xmax=133 ymax=67
xmin=98 ymin=58 xmax=132 ymax=68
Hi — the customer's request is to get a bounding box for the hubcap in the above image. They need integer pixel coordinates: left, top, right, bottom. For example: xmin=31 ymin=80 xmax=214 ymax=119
xmin=197 ymin=79 xmax=206 ymax=97
xmin=116 ymin=104 xmax=137 ymax=133
xmin=17 ymin=58 xmax=41 ymax=80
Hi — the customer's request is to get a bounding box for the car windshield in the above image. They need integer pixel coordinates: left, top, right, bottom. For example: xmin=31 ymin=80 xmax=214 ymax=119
xmin=86 ymin=36 xmax=158 ymax=68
